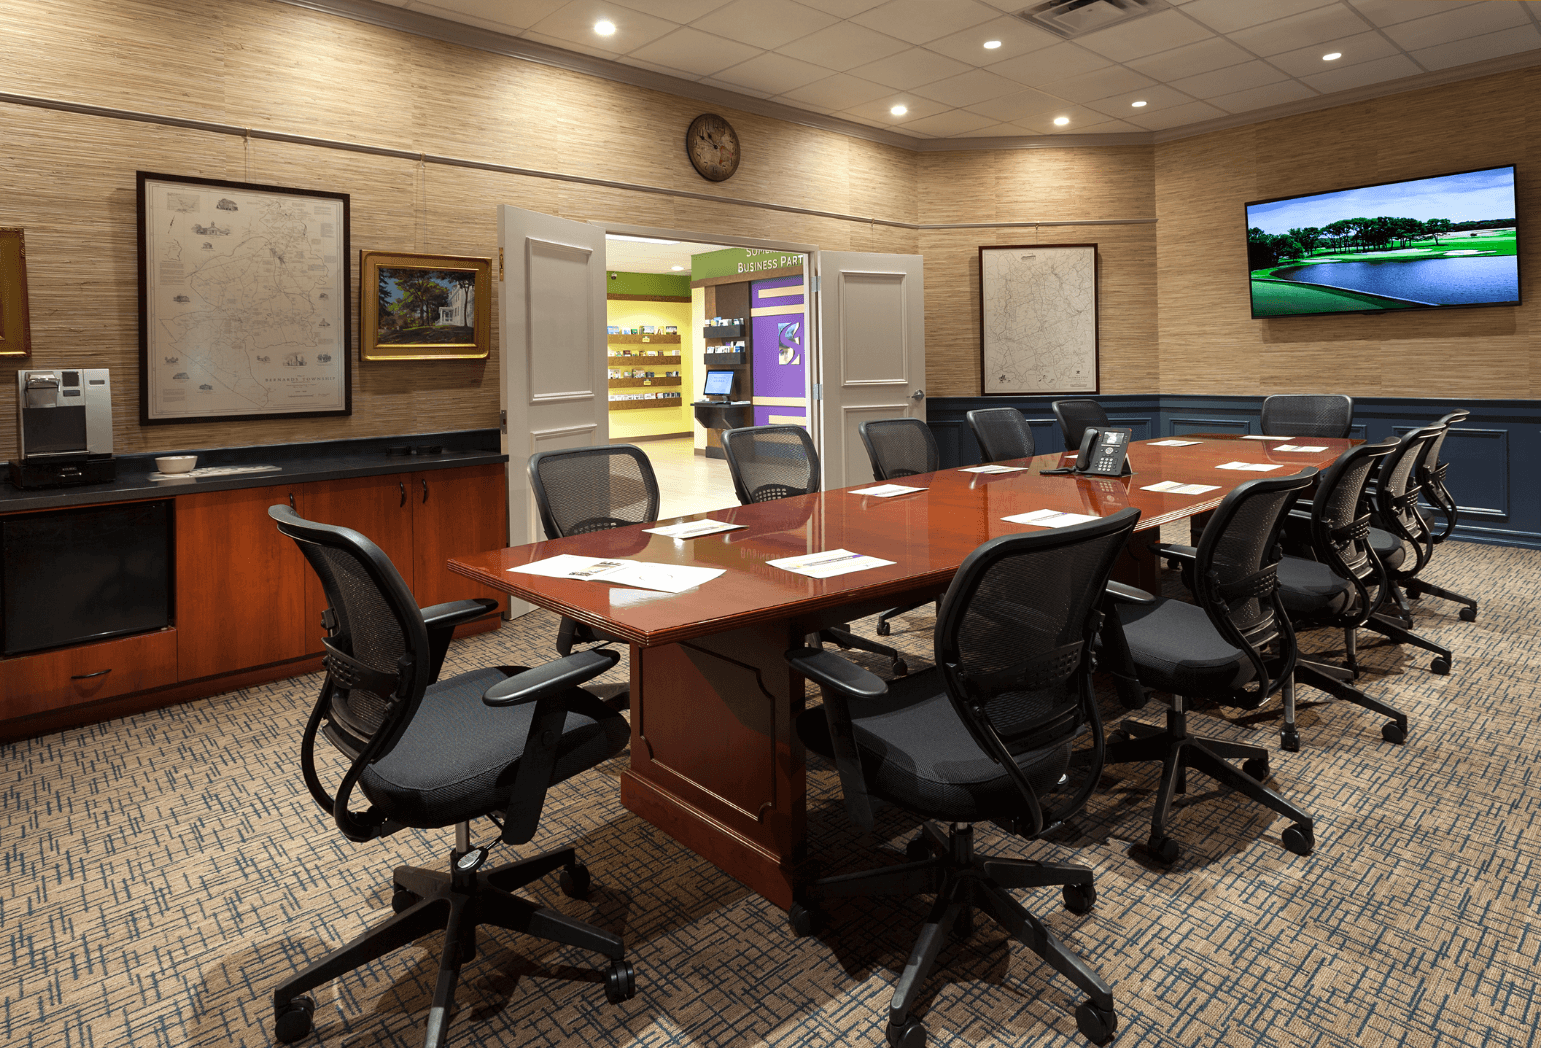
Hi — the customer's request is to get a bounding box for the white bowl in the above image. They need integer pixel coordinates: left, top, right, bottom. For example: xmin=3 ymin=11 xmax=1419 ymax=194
xmin=155 ymin=455 xmax=198 ymax=474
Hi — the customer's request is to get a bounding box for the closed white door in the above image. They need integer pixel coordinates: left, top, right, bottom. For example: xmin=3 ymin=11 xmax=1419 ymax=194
xmin=814 ymin=251 xmax=926 ymax=489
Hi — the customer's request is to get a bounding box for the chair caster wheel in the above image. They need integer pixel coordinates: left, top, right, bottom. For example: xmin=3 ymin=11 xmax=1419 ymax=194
xmin=1148 ymin=835 xmax=1179 ymax=865
xmin=559 ymin=863 xmax=591 ymax=900
xmin=905 ymin=834 xmax=932 ymax=862
xmin=1076 ymin=1001 xmax=1118 ymax=1045
xmin=1431 ymin=656 xmax=1451 ymax=675
xmin=788 ymin=902 xmax=823 ymax=938
xmin=1382 ymin=721 xmax=1407 ymax=744
xmin=391 ymin=887 xmax=420 ymax=914
xmin=892 ymin=658 xmax=908 ymax=677
xmin=1108 ymin=727 xmax=1133 ymax=745
xmin=876 ymin=621 xmax=892 ymax=637
xmin=1063 ymin=882 xmax=1096 ymax=915
xmin=1280 ymin=730 xmax=1300 ymax=753
xmin=1405 ymin=582 xmax=1422 ymax=599
xmin=1459 ymin=607 xmax=1477 ymax=622
xmin=887 ymin=1017 xmax=927 ymax=1048
xmin=1282 ymin=824 xmax=1314 ymax=856
xmin=1242 ymin=757 xmax=1270 ymax=782
xmin=603 ymin=960 xmax=636 ymax=1005
xmin=274 ymin=995 xmax=315 ymax=1043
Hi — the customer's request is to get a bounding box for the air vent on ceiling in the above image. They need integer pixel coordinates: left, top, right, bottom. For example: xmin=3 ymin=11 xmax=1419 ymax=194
xmin=1014 ymin=0 xmax=1171 ymax=39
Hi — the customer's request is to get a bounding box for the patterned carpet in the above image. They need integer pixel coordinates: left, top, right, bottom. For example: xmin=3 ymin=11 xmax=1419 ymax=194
xmin=3 ymin=537 xmax=1538 ymax=1048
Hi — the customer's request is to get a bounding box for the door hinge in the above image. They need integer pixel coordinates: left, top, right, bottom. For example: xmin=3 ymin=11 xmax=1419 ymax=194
xmin=498 ymin=248 xmax=504 ymax=282
xmin=499 ymin=409 xmax=507 ymax=434
xmin=811 ymin=383 xmax=822 ymax=401
xmin=810 ymin=275 xmax=820 ymax=293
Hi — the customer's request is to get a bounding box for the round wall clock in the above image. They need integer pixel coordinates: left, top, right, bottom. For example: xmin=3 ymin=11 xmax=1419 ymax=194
xmin=686 ymin=113 xmax=740 ymax=182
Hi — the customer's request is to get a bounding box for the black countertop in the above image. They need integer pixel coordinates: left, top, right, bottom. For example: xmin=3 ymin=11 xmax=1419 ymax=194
xmin=1 ymin=429 xmax=507 ymax=513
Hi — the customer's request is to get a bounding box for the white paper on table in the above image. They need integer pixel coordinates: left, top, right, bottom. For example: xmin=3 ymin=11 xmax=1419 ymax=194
xmin=1148 ymin=439 xmax=1201 ymax=447
xmin=958 ymin=464 xmax=1028 ymax=474
xmin=768 ymin=549 xmax=896 ymax=579
xmin=642 ymin=519 xmax=745 ymax=539
xmin=850 ymin=483 xmax=926 ymax=497
xmin=1241 ymin=435 xmax=1276 ymax=439
xmin=1142 ymin=480 xmax=1221 ymax=495
xmin=1271 ymin=444 xmax=1328 ymax=453
xmin=1215 ymin=461 xmax=1283 ymax=472
xmin=1002 ymin=509 xmax=1101 ymax=528
xmin=508 ymin=554 xmax=635 ymax=580
xmin=600 ymin=563 xmax=724 ymax=593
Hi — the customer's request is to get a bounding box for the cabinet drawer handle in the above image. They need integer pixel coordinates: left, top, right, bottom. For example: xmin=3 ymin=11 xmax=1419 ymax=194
xmin=400 ymin=481 xmax=406 ymax=508
xmin=71 ymin=668 xmax=112 ymax=680
xmin=421 ymin=478 xmax=428 ymax=504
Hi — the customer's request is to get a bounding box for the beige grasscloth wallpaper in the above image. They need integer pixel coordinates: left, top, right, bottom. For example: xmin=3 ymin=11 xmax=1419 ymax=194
xmin=1 ymin=0 xmax=1536 ymax=463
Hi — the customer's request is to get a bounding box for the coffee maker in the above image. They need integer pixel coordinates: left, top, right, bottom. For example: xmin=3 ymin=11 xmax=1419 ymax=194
xmin=10 ymin=368 xmax=117 ymax=489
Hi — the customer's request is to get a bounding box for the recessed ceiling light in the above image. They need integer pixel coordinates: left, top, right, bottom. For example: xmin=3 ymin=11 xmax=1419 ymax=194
xmin=890 ymin=104 xmax=908 ymax=116
xmin=1323 ymin=52 xmax=1341 ymax=61
xmin=671 ymin=265 xmax=684 ymax=271
xmin=983 ymin=39 xmax=1002 ymax=49
xmin=1053 ymin=116 xmax=1070 ymax=126
xmin=594 ymin=19 xmax=616 ymax=36
xmin=1131 ymin=100 xmax=1147 ymax=108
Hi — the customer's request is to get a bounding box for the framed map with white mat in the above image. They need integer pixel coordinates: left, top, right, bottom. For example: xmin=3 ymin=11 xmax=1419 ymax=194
xmin=978 ymin=243 xmax=1098 ymax=396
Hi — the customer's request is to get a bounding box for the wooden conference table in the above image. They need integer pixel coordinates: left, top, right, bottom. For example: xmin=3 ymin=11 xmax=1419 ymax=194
xmin=450 ymin=435 xmax=1353 ymax=907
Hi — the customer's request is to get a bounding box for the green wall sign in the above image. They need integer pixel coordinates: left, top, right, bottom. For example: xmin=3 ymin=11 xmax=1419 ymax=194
xmin=690 ymin=247 xmax=808 ymax=281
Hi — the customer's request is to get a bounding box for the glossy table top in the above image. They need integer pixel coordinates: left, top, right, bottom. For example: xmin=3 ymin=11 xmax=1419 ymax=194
xmin=449 ymin=435 xmax=1354 ymax=647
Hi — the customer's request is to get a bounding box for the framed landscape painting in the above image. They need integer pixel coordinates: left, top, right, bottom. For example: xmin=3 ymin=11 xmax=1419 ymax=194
xmin=361 ymin=251 xmax=491 ymax=361
xmin=0 ymin=228 xmax=33 ymax=359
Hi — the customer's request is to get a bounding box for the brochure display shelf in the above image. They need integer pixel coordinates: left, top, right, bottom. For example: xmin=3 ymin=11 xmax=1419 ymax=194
xmin=611 ymin=394 xmax=683 ymax=411
xmin=609 ymin=333 xmax=681 ymax=345
xmin=610 ymin=377 xmax=681 ymax=389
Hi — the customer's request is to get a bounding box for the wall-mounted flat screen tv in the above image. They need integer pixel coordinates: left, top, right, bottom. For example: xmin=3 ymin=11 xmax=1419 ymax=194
xmin=1246 ymin=165 xmax=1519 ymax=318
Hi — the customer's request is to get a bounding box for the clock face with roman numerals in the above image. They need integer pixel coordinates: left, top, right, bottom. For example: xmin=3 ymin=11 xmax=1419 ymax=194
xmin=686 ymin=114 xmax=740 ymax=182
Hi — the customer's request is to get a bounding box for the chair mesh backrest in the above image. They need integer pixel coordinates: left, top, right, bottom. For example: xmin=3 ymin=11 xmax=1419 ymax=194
xmin=1051 ymin=398 xmax=1109 ymax=450
xmin=1260 ymin=394 xmax=1354 ymax=438
xmin=966 ymin=407 xmax=1035 ymax=462
xmin=529 ymin=445 xmax=660 ymax=539
xmin=1379 ymin=427 xmax=1441 ymax=532
xmin=1314 ymin=440 xmax=1396 ymax=580
xmin=859 ymin=417 xmax=939 ymax=481
xmin=1197 ymin=473 xmax=1314 ymax=639
xmin=1426 ymin=410 xmax=1466 ymax=473
xmin=721 ymin=425 xmax=819 ymax=504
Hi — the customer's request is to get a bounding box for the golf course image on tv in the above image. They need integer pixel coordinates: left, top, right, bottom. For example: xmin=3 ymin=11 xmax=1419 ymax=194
xmin=1246 ymin=165 xmax=1519 ymax=318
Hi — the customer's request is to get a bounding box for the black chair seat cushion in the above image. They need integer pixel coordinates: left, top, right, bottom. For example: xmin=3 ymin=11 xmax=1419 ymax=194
xmin=1276 ymin=556 xmax=1352 ymax=619
xmin=1116 ymin=599 xmax=1256 ymax=697
xmin=796 ymin=667 xmax=1070 ymax=824
xmin=360 ymin=666 xmax=629 ymax=827
xmin=1369 ymin=527 xmax=1407 ymax=570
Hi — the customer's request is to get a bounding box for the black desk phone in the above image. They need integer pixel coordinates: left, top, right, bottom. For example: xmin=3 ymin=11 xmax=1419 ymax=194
xmin=1040 ymin=427 xmax=1134 ymax=477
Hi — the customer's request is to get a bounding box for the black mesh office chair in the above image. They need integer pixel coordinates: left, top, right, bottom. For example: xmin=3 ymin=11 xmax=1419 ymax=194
xmin=1051 ymin=398 xmax=1110 ymax=451
xmin=785 ymin=509 xmax=1141 ymax=1047
xmin=1103 ymin=472 xmax=1318 ymax=864
xmin=1259 ymin=394 xmax=1354 ymax=438
xmin=1275 ymin=439 xmax=1410 ymax=748
xmin=267 ymin=506 xmax=635 ymax=1047
xmin=1423 ymin=410 xmax=1469 ymax=545
xmin=858 ymin=417 xmax=941 ymax=638
xmin=721 ymin=424 xmax=910 ymax=675
xmin=966 ymin=406 xmax=1035 ymax=462
xmin=1389 ymin=413 xmax=1478 ymax=621
xmin=528 ymin=445 xmax=660 ymax=699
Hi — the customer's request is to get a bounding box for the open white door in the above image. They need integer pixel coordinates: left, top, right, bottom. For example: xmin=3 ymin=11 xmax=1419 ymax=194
xmin=498 ymin=205 xmax=609 ymax=612
xmin=814 ymin=251 xmax=926 ymax=489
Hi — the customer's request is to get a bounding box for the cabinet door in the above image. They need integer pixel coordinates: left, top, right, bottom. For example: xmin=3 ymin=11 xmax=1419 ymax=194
xmin=297 ymin=474 xmax=415 ymax=651
xmin=412 ymin=464 xmax=509 ymax=612
xmin=176 ymin=486 xmax=307 ymax=681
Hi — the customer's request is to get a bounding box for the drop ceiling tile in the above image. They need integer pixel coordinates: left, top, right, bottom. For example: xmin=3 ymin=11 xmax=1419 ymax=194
xmin=1347 ymin=0 xmax=1482 ymax=30
xmin=612 ymin=54 xmax=707 ymax=80
xmin=911 ymin=68 xmax=1020 ymax=107
xmin=688 ymin=0 xmax=839 ymax=50
xmin=1083 ymin=84 xmax=1198 ymax=118
xmin=897 ymin=109 xmax=1001 ymax=136
xmin=525 ymin=1 xmax=680 ymax=54
xmin=793 ymin=0 xmax=887 ymax=15
xmin=1072 ymin=9 xmax=1216 ymax=63
xmin=779 ymin=22 xmax=910 ymax=71
xmin=1207 ymin=78 xmax=1318 ymax=114
xmin=1179 ymin=0 xmax=1335 ymax=35
xmin=1171 ymin=59 xmax=1290 ymax=99
xmin=696 ymin=76 xmax=774 ymax=99
xmin=1407 ymin=23 xmax=1541 ymax=71
xmin=706 ymin=51 xmax=835 ymax=95
xmin=775 ymin=71 xmax=892 ymax=109
xmin=610 ymin=0 xmax=732 ymax=22
xmin=1123 ymin=98 xmax=1227 ymax=130
xmin=414 ymin=0 xmax=567 ymax=31
xmin=519 ymin=30 xmax=628 ymax=59
xmin=1383 ymin=1 xmax=1533 ymax=51
xmin=924 ymin=16 xmax=1063 ymax=66
xmin=848 ymin=0 xmax=1000 ymax=45
xmin=840 ymin=93 xmax=951 ymax=125
xmin=848 ymin=46 xmax=972 ymax=89
xmin=1127 ymin=36 xmax=1253 ymax=80
xmin=1049 ymin=65 xmax=1157 ymax=104
xmin=625 ymin=26 xmax=763 ymax=77
xmin=971 ymin=120 xmax=1039 ymax=138
xmin=1070 ymin=117 xmax=1146 ymax=134
xmin=966 ymin=85 xmax=1071 ymax=122
xmin=1267 ymin=31 xmax=1398 ymax=78
xmin=1299 ymin=52 xmax=1422 ymax=92
xmin=986 ymin=42 xmax=1114 ymax=89
xmin=1229 ymin=6 xmax=1380 ymax=58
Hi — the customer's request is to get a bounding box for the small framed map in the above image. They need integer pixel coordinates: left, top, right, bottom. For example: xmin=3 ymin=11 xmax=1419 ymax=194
xmin=979 ymin=243 xmax=1098 ymax=396
xmin=137 ymin=172 xmax=351 ymax=424
xmin=359 ymin=250 xmax=491 ymax=361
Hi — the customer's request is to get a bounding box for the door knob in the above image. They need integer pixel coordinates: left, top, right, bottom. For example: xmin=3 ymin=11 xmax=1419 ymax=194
xmin=910 ymin=389 xmax=925 ymax=400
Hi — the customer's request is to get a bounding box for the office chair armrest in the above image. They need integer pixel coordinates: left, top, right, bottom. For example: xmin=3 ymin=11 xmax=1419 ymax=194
xmin=483 ymin=648 xmax=621 ymax=707
xmin=422 ymin=598 xmax=499 ymax=630
xmin=1104 ymin=581 xmax=1156 ymax=605
xmin=784 ymin=646 xmax=889 ymax=701
xmin=1148 ymin=542 xmax=1197 ymax=563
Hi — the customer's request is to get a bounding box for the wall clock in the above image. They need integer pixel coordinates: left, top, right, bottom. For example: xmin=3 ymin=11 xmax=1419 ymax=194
xmin=686 ymin=113 xmax=740 ymax=182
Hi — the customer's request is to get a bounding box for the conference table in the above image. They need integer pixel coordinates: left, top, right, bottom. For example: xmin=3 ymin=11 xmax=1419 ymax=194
xmin=449 ymin=435 xmax=1353 ymax=907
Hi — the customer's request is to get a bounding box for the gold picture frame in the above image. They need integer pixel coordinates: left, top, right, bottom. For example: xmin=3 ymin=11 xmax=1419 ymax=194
xmin=361 ymin=250 xmax=491 ymax=361
xmin=0 ymin=228 xmax=33 ymax=358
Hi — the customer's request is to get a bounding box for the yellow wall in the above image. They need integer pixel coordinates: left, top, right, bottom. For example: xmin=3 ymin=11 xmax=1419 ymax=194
xmin=607 ymin=300 xmax=693 ymax=440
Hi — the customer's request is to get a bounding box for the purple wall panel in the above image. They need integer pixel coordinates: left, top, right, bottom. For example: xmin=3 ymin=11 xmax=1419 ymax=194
xmin=751 ymin=277 xmax=806 ymax=412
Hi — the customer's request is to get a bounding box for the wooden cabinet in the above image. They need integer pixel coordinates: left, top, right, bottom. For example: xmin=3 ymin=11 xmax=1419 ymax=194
xmin=0 ymin=628 xmax=178 ymax=721
xmin=296 ymin=473 xmax=416 ymax=651
xmin=411 ymin=464 xmax=508 ymax=612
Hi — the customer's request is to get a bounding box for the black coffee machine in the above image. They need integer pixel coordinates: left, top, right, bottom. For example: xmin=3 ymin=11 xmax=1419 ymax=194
xmin=10 ymin=368 xmax=117 ymax=489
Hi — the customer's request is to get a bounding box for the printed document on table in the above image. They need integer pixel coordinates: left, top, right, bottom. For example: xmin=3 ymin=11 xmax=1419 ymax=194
xmin=508 ymin=554 xmax=634 ymax=580
xmin=1002 ymin=509 xmax=1101 ymax=528
xmin=643 ymin=519 xmax=745 ymax=539
xmin=1271 ymin=444 xmax=1327 ymax=453
xmin=958 ymin=464 xmax=1028 ymax=474
xmin=1241 ymin=435 xmax=1276 ymax=440
xmin=1215 ymin=461 xmax=1283 ymax=472
xmin=1141 ymin=480 xmax=1221 ymax=495
xmin=850 ymin=483 xmax=926 ymax=497
xmin=1148 ymin=439 xmax=1202 ymax=447
xmin=769 ymin=549 xmax=896 ymax=579
xmin=599 ymin=563 xmax=724 ymax=593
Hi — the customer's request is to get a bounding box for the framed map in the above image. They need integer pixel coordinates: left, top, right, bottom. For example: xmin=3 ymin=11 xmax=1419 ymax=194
xmin=979 ymin=243 xmax=1098 ymax=396
xmin=137 ymin=172 xmax=351 ymax=424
